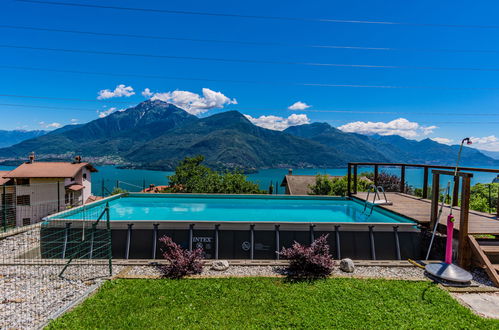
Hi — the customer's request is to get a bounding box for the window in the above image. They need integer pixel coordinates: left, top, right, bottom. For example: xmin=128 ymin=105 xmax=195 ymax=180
xmin=16 ymin=178 xmax=29 ymax=186
xmin=16 ymin=195 xmax=30 ymax=206
xmin=83 ymin=173 xmax=87 ymax=180
xmin=22 ymin=218 xmax=31 ymax=226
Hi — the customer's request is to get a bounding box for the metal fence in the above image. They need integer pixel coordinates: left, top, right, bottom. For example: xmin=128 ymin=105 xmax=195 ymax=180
xmin=0 ymin=183 xmax=116 ymax=329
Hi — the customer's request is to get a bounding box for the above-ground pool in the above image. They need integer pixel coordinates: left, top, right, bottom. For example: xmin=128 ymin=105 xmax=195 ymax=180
xmin=51 ymin=194 xmax=414 ymax=224
xmin=43 ymin=194 xmax=421 ymax=260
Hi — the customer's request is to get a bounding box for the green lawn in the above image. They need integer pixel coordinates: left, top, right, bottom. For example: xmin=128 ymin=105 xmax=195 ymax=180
xmin=48 ymin=278 xmax=499 ymax=329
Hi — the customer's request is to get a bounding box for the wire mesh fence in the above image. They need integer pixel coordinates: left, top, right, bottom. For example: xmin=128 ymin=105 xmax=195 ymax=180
xmin=0 ymin=182 xmax=119 ymax=329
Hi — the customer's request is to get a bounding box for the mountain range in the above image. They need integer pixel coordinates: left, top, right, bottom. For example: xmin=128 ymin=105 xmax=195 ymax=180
xmin=0 ymin=130 xmax=46 ymax=148
xmin=0 ymin=100 xmax=497 ymax=170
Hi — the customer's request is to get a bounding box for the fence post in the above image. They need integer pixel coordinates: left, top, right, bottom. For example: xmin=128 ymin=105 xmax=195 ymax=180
xmin=458 ymin=175 xmax=472 ymax=269
xmin=422 ymin=167 xmax=429 ymax=199
xmin=353 ymin=165 xmax=358 ymax=194
xmin=497 ymin=187 xmax=499 ymax=218
xmin=101 ymin=179 xmax=105 ymax=197
xmin=2 ymin=185 xmax=6 ymax=232
xmin=106 ymin=202 xmax=113 ymax=276
xmin=430 ymin=172 xmax=440 ymax=229
xmin=347 ymin=163 xmax=352 ymax=196
xmin=374 ymin=165 xmax=379 ymax=187
xmin=400 ymin=165 xmax=406 ymax=193
xmin=57 ymin=181 xmax=61 ymax=211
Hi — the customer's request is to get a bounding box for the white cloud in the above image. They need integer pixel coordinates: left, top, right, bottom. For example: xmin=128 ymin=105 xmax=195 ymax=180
xmin=431 ymin=137 xmax=453 ymax=145
xmin=70 ymin=119 xmax=79 ymax=125
xmin=142 ymin=88 xmax=153 ymax=98
xmin=97 ymin=84 xmax=135 ymax=100
xmin=98 ymin=107 xmax=117 ymax=118
xmin=244 ymin=113 xmax=310 ymax=131
xmin=288 ymin=101 xmax=311 ymax=111
xmin=39 ymin=121 xmax=62 ymax=129
xmin=338 ymin=118 xmax=436 ymax=139
xmin=150 ymin=88 xmax=237 ymax=115
xmin=471 ymin=135 xmax=499 ymax=151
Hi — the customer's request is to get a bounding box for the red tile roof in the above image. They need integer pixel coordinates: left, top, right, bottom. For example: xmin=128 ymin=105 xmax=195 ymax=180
xmin=4 ymin=162 xmax=97 ymax=179
xmin=0 ymin=171 xmax=11 ymax=185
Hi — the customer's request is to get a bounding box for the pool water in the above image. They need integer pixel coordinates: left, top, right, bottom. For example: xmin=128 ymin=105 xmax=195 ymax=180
xmin=54 ymin=194 xmax=414 ymax=224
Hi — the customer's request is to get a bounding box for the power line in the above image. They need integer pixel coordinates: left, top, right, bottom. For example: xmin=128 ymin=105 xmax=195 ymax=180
xmin=1 ymin=101 xmax=499 ymax=117
xmin=3 ymin=44 xmax=499 ymax=72
xmin=15 ymin=0 xmax=499 ymax=30
xmin=2 ymin=24 xmax=499 ymax=54
xmin=0 ymin=93 xmax=132 ymax=103
xmin=2 ymin=64 xmax=499 ymax=91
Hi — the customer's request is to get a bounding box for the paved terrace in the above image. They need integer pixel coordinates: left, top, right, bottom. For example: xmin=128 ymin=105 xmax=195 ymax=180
xmin=352 ymin=192 xmax=499 ymax=235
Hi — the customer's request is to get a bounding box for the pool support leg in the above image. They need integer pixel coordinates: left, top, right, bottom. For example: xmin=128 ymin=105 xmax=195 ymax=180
xmin=125 ymin=224 xmax=133 ymax=259
xmin=369 ymin=225 xmax=376 ymax=260
xmin=62 ymin=222 xmax=71 ymax=259
xmin=335 ymin=225 xmax=341 ymax=259
xmin=250 ymin=224 xmax=255 ymax=260
xmin=152 ymin=224 xmax=159 ymax=259
xmin=189 ymin=224 xmax=194 ymax=251
xmin=309 ymin=224 xmax=315 ymax=243
xmin=214 ymin=224 xmax=220 ymax=259
xmin=393 ymin=226 xmax=401 ymax=260
xmin=275 ymin=225 xmax=280 ymax=260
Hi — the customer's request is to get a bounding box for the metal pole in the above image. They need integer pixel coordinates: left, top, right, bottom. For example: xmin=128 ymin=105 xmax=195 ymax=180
xmin=89 ymin=223 xmax=96 ymax=259
xmin=250 ymin=224 xmax=255 ymax=260
xmin=2 ymin=185 xmax=6 ymax=232
xmin=152 ymin=224 xmax=158 ymax=259
xmin=101 ymin=179 xmax=105 ymax=197
xmin=347 ymin=164 xmax=352 ymax=196
xmin=335 ymin=225 xmax=341 ymax=259
xmin=369 ymin=225 xmax=376 ymax=260
xmin=62 ymin=222 xmax=71 ymax=258
xmin=393 ymin=226 xmax=401 ymax=260
xmin=57 ymin=181 xmax=61 ymax=211
xmin=422 ymin=167 xmax=429 ymax=199
xmin=309 ymin=224 xmax=315 ymax=243
xmin=214 ymin=224 xmax=220 ymax=259
xmin=189 ymin=224 xmax=194 ymax=251
xmin=275 ymin=225 xmax=280 ymax=260
xmin=489 ymin=184 xmax=492 ymax=214
xmin=125 ymin=224 xmax=133 ymax=259
xmin=106 ymin=202 xmax=112 ymax=276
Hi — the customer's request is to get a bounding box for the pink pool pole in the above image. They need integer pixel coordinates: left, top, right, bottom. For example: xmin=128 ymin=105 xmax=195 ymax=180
xmin=445 ymin=214 xmax=455 ymax=264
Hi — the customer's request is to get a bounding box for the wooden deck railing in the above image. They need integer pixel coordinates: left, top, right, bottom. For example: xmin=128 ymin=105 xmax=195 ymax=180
xmin=347 ymin=162 xmax=499 ymax=216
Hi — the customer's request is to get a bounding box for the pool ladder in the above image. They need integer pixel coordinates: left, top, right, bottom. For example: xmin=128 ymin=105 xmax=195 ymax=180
xmin=362 ymin=185 xmax=389 ymax=215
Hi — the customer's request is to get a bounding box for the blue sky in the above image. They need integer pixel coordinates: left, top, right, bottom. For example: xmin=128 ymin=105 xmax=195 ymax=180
xmin=1 ymin=0 xmax=499 ymax=151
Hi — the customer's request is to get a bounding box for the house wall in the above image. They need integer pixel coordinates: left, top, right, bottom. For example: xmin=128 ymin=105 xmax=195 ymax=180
xmin=0 ymin=185 xmax=16 ymax=229
xmin=82 ymin=167 xmax=92 ymax=203
xmin=15 ymin=178 xmax=65 ymax=226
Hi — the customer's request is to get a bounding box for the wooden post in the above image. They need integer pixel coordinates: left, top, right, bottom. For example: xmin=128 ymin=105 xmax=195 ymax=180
xmin=430 ymin=172 xmax=440 ymax=229
xmin=452 ymin=176 xmax=460 ymax=207
xmin=374 ymin=165 xmax=379 ymax=187
xmin=497 ymin=188 xmax=499 ymax=218
xmin=347 ymin=164 xmax=352 ymax=196
xmin=400 ymin=165 xmax=406 ymax=193
xmin=353 ymin=165 xmax=358 ymax=194
xmin=458 ymin=176 xmax=472 ymax=268
xmin=422 ymin=167 xmax=429 ymax=199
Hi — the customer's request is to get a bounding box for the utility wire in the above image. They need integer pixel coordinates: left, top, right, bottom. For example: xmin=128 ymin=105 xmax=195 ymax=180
xmin=2 ymin=24 xmax=499 ymax=54
xmin=1 ymin=101 xmax=499 ymax=117
xmin=0 ymin=93 xmax=132 ymax=103
xmin=2 ymin=65 xmax=499 ymax=91
xmin=15 ymin=0 xmax=499 ymax=30
xmin=3 ymin=44 xmax=499 ymax=72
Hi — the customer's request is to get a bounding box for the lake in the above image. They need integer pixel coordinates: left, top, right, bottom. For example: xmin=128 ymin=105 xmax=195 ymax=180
xmin=1 ymin=164 xmax=498 ymax=196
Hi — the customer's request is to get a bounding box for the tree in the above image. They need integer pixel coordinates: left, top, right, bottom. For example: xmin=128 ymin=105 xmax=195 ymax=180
xmin=167 ymin=155 xmax=265 ymax=194
xmin=308 ymin=174 xmax=371 ymax=196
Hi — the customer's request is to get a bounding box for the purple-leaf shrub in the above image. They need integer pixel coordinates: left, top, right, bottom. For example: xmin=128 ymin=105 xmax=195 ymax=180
xmin=279 ymin=235 xmax=334 ymax=279
xmin=158 ymin=236 xmax=203 ymax=279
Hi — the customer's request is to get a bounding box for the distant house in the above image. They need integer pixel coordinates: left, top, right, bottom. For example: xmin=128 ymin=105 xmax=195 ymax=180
xmin=142 ymin=184 xmax=169 ymax=193
xmin=0 ymin=154 xmax=97 ymax=228
xmin=280 ymin=169 xmax=341 ymax=195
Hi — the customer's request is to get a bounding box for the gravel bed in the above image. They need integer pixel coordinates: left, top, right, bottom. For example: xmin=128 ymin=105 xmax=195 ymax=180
xmin=125 ymin=263 xmax=496 ymax=289
xmin=0 ymin=228 xmax=123 ymax=329
xmin=0 ymin=264 xmax=124 ymax=329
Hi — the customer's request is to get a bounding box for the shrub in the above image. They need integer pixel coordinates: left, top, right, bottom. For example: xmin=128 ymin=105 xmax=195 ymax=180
xmin=309 ymin=174 xmax=370 ymax=196
xmin=158 ymin=236 xmax=203 ymax=279
xmin=167 ymin=155 xmax=264 ymax=194
xmin=279 ymin=235 xmax=334 ymax=279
